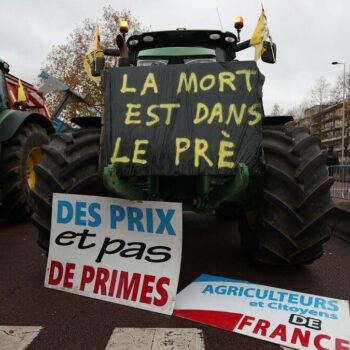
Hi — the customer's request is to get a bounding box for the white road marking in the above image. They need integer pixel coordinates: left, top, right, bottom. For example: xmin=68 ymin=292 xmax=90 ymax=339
xmin=0 ymin=326 xmax=42 ymax=350
xmin=105 ymin=328 xmax=205 ymax=350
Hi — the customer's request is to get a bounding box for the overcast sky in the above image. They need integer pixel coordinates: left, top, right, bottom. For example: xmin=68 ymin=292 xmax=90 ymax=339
xmin=1 ymin=0 xmax=349 ymax=113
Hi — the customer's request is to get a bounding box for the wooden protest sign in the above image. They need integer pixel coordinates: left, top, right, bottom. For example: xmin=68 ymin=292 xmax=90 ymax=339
xmin=102 ymin=61 xmax=265 ymax=175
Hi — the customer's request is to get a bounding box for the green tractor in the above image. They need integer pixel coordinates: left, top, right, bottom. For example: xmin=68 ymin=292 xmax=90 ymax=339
xmin=31 ymin=24 xmax=334 ymax=265
xmin=0 ymin=59 xmax=54 ymax=221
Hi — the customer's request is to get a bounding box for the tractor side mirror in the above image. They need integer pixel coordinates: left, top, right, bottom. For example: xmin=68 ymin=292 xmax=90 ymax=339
xmin=261 ymin=41 xmax=277 ymax=64
xmin=91 ymin=56 xmax=105 ymax=77
xmin=0 ymin=60 xmax=10 ymax=73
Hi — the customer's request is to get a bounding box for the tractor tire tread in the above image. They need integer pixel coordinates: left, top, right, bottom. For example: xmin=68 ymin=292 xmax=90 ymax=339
xmin=0 ymin=122 xmax=49 ymax=221
xmin=31 ymin=128 xmax=102 ymax=251
xmin=239 ymin=125 xmax=333 ymax=265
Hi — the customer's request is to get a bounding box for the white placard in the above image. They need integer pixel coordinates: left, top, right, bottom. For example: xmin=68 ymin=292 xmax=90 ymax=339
xmin=174 ymin=274 xmax=350 ymax=349
xmin=45 ymin=193 xmax=182 ymax=315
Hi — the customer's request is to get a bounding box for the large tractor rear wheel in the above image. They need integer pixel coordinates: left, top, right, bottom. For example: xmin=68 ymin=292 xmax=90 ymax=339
xmin=0 ymin=122 xmax=49 ymax=221
xmin=31 ymin=128 xmax=102 ymax=251
xmin=238 ymin=126 xmax=334 ymax=265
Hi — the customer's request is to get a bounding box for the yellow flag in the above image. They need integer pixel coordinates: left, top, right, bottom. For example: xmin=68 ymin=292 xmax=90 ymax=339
xmin=17 ymin=79 xmax=27 ymax=103
xmin=84 ymin=20 xmax=103 ymax=84
xmin=250 ymin=7 xmax=270 ymax=61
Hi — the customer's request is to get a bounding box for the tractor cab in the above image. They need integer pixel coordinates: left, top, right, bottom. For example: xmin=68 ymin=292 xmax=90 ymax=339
xmin=126 ymin=30 xmax=239 ymax=66
xmin=123 ymin=29 xmax=276 ymax=67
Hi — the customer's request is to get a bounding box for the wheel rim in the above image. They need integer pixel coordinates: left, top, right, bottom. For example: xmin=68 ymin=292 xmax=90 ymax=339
xmin=26 ymin=147 xmax=42 ymax=189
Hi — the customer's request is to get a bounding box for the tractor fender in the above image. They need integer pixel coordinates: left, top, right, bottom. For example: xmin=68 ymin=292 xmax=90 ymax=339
xmin=0 ymin=110 xmax=54 ymax=143
xmin=263 ymin=115 xmax=294 ymax=126
xmin=71 ymin=116 xmax=101 ymax=128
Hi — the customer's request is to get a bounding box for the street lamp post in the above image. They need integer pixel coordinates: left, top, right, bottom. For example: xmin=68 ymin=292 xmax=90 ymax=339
xmin=332 ymin=61 xmax=346 ymax=165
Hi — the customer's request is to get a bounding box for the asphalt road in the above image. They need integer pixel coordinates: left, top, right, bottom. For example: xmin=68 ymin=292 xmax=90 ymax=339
xmin=0 ymin=214 xmax=349 ymax=350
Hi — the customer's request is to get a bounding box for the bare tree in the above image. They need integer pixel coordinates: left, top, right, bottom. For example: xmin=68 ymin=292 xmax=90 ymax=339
xmin=286 ymin=98 xmax=312 ymax=120
xmin=41 ymin=6 xmax=145 ymax=118
xmin=270 ymin=103 xmax=284 ymax=115
xmin=310 ymin=76 xmax=331 ymax=111
xmin=330 ymin=71 xmax=350 ymax=104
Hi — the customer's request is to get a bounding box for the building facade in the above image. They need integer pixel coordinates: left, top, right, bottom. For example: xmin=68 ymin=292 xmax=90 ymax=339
xmin=293 ymin=100 xmax=350 ymax=163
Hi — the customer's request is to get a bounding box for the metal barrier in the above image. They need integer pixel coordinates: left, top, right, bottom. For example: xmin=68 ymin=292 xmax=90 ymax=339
xmin=328 ymin=165 xmax=350 ymax=200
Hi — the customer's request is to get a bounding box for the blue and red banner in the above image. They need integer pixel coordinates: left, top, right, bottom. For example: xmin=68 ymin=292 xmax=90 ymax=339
xmin=173 ymin=274 xmax=350 ymax=350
